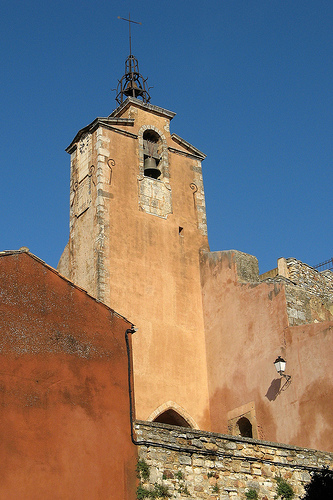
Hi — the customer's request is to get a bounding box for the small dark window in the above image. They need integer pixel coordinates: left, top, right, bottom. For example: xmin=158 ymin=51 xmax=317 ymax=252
xmin=153 ymin=409 xmax=191 ymax=428
xmin=179 ymin=226 xmax=184 ymax=236
xmin=236 ymin=417 xmax=253 ymax=438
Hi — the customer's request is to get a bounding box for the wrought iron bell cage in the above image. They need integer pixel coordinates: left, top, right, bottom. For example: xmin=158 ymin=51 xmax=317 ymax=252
xmin=116 ymin=55 xmax=151 ymax=105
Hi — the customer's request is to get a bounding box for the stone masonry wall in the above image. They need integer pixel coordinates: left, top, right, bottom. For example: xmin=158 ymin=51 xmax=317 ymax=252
xmin=260 ymin=258 xmax=333 ymax=326
xmin=260 ymin=258 xmax=333 ymax=302
xmin=284 ymin=282 xmax=333 ymax=326
xmin=135 ymin=421 xmax=333 ymax=500
xmin=286 ymin=258 xmax=333 ymax=301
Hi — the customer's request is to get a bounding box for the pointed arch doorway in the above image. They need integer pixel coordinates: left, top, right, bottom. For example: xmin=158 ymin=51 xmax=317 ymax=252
xmin=147 ymin=401 xmax=198 ymax=429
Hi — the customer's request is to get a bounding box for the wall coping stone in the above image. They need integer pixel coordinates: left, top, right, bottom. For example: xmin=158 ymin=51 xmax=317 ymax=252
xmin=135 ymin=420 xmax=333 ymax=457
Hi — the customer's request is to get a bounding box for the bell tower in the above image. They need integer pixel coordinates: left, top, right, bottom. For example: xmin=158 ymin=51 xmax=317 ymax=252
xmin=58 ymin=46 xmax=211 ymax=430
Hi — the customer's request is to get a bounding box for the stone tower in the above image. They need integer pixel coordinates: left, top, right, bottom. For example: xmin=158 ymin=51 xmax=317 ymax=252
xmin=58 ymin=54 xmax=212 ymax=429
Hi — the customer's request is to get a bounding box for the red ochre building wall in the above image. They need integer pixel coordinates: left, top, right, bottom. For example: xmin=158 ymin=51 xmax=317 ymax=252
xmin=200 ymin=249 xmax=333 ymax=452
xmin=0 ymin=251 xmax=137 ymax=500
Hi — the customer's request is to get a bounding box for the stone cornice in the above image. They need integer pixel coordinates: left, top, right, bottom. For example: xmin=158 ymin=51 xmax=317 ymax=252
xmin=171 ymin=133 xmax=206 ymax=160
xmin=65 ymin=117 xmax=136 ymax=153
xmin=109 ymin=97 xmax=176 ymax=120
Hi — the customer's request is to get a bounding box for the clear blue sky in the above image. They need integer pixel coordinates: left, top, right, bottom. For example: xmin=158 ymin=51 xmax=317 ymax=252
xmin=1 ymin=1 xmax=332 ymax=273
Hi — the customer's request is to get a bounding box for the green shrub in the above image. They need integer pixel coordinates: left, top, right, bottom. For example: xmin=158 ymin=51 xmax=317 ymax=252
xmin=212 ymin=484 xmax=220 ymax=493
xmin=275 ymin=476 xmax=294 ymax=499
xmin=152 ymin=483 xmax=171 ymax=498
xmin=136 ymin=459 xmax=171 ymax=499
xmin=178 ymin=484 xmax=190 ymax=496
xmin=245 ymin=488 xmax=258 ymax=499
xmin=137 ymin=484 xmax=151 ymax=499
xmin=137 ymin=459 xmax=150 ymax=481
xmin=175 ymin=470 xmax=183 ymax=480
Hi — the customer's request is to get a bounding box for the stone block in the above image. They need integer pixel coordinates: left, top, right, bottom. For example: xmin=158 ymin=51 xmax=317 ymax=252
xmin=178 ymin=454 xmax=191 ymax=465
xmin=193 ymin=458 xmax=204 ymax=466
xmin=288 ymin=308 xmax=298 ymax=318
xmin=98 ymin=147 xmax=110 ymax=156
xmin=297 ymin=311 xmax=306 ymax=321
xmin=204 ymin=442 xmax=218 ymax=451
xmin=225 ymin=442 xmax=237 ymax=450
xmin=192 ymin=439 xmax=204 ymax=448
xmin=194 ymin=484 xmax=203 ymax=491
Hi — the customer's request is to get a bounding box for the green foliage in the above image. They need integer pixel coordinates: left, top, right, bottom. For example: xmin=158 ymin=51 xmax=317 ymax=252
xmin=137 ymin=483 xmax=171 ymax=499
xmin=175 ymin=470 xmax=190 ymax=496
xmin=137 ymin=459 xmax=150 ymax=481
xmin=137 ymin=485 xmax=151 ymax=499
xmin=136 ymin=459 xmax=171 ymax=499
xmin=245 ymin=488 xmax=259 ymax=499
xmin=178 ymin=484 xmax=190 ymax=496
xmin=212 ymin=484 xmax=220 ymax=493
xmin=301 ymin=467 xmax=333 ymax=499
xmin=152 ymin=483 xmax=171 ymax=498
xmin=275 ymin=476 xmax=295 ymax=499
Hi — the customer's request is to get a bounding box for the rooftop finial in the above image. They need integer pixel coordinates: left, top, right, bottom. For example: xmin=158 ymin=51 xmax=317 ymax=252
xmin=118 ymin=13 xmax=141 ymax=56
xmin=116 ymin=13 xmax=151 ymax=105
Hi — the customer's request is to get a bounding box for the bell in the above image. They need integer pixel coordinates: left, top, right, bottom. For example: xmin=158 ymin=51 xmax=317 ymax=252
xmin=144 ymin=157 xmax=161 ymax=179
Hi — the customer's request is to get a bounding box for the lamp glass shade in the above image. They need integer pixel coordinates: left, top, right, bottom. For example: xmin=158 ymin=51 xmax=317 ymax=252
xmin=274 ymin=356 xmax=286 ymax=374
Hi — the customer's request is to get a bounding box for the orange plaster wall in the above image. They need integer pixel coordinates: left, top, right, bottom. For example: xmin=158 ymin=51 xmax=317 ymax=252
xmin=63 ymin=103 xmax=212 ymax=431
xmin=200 ymin=250 xmax=333 ymax=452
xmin=284 ymin=322 xmax=333 ymax=451
xmin=0 ymin=252 xmax=137 ymax=500
xmin=105 ymin=136 xmax=211 ymax=429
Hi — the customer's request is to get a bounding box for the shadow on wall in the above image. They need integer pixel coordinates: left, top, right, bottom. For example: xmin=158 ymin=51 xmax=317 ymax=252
xmin=265 ymin=378 xmax=282 ymax=401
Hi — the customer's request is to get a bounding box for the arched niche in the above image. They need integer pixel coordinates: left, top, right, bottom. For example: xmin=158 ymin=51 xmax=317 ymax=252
xmin=227 ymin=402 xmax=258 ymax=439
xmin=236 ymin=416 xmax=253 ymax=438
xmin=154 ymin=409 xmax=191 ymax=428
xmin=138 ymin=125 xmax=169 ymax=181
xmin=147 ymin=401 xmax=198 ymax=429
xmin=142 ymin=129 xmax=163 ymax=179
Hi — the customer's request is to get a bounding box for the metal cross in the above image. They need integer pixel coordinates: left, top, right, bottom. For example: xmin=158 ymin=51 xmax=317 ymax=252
xmin=118 ymin=13 xmax=142 ymax=56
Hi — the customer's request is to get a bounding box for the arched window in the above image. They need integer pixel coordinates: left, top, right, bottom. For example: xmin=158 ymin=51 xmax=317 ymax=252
xmin=153 ymin=409 xmax=191 ymax=428
xmin=138 ymin=125 xmax=169 ymax=181
xmin=236 ymin=417 xmax=253 ymax=438
xmin=143 ymin=129 xmax=162 ymax=179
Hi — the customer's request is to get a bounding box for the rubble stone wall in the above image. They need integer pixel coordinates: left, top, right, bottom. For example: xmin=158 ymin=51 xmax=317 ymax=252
xmin=286 ymin=258 xmax=333 ymax=301
xmin=135 ymin=421 xmax=333 ymax=500
xmin=260 ymin=258 xmax=333 ymax=326
xmin=284 ymin=283 xmax=333 ymax=326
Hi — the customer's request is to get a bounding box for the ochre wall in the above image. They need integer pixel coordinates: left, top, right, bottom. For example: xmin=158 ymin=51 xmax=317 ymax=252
xmin=60 ymin=101 xmax=212 ymax=431
xmin=0 ymin=252 xmax=137 ymax=500
xmin=58 ymin=98 xmax=333 ymax=448
xmin=284 ymin=322 xmax=333 ymax=451
xmin=200 ymin=249 xmax=333 ymax=451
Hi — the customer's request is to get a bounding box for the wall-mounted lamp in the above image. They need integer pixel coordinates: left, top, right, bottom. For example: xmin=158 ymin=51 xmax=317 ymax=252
xmin=274 ymin=356 xmax=291 ymax=383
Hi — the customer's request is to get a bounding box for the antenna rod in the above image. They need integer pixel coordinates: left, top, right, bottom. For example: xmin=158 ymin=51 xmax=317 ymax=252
xmin=118 ymin=13 xmax=142 ymax=56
